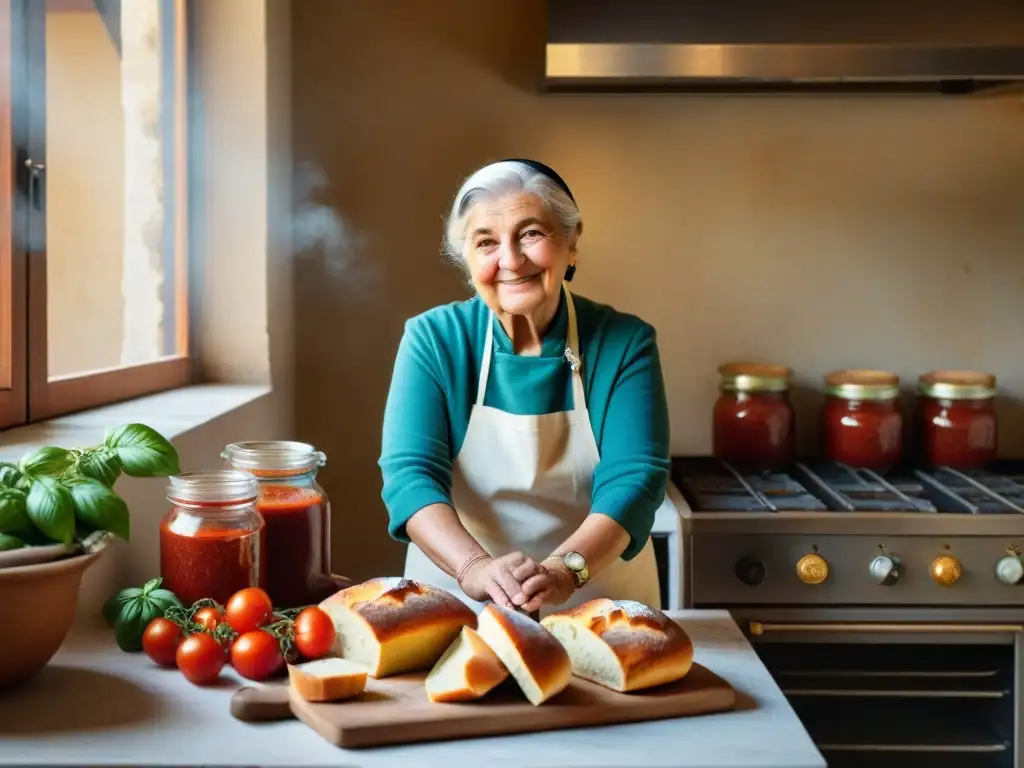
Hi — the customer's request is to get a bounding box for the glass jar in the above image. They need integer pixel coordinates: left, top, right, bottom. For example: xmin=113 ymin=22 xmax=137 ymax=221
xmin=712 ymin=362 xmax=796 ymax=472
xmin=822 ymin=369 xmax=903 ymax=472
xmin=160 ymin=470 xmax=266 ymax=607
xmin=915 ymin=370 xmax=998 ymax=469
xmin=221 ymin=441 xmax=338 ymax=608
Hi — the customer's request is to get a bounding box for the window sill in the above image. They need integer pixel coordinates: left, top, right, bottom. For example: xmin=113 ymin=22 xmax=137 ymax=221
xmin=0 ymin=383 xmax=272 ymax=461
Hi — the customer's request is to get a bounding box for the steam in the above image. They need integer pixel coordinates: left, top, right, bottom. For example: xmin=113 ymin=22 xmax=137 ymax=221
xmin=291 ymin=161 xmax=380 ymax=292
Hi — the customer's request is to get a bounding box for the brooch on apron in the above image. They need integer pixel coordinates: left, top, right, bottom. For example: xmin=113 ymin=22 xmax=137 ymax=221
xmin=563 ymin=347 xmax=582 ymax=372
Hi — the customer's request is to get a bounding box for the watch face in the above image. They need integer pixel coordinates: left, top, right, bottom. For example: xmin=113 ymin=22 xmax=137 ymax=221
xmin=564 ymin=551 xmax=586 ymax=572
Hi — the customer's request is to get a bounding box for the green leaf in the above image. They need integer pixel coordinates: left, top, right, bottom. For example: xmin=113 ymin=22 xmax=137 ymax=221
xmin=68 ymin=479 xmax=130 ymax=541
xmin=0 ymin=462 xmax=23 ymax=488
xmin=78 ymin=449 xmax=122 ymax=487
xmin=26 ymin=476 xmax=76 ymax=544
xmin=0 ymin=487 xmax=30 ymax=535
xmin=148 ymin=588 xmax=183 ymax=613
xmin=19 ymin=446 xmax=75 ymax=478
xmin=142 ymin=577 xmax=162 ymax=594
xmin=101 ymin=587 xmax=142 ymax=626
xmin=104 ymin=424 xmax=180 ymax=477
xmin=0 ymin=533 xmax=24 ymax=551
xmin=114 ymin=599 xmax=146 ymax=652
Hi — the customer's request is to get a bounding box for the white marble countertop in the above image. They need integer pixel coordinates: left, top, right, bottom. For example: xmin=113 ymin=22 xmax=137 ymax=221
xmin=0 ymin=610 xmax=824 ymax=768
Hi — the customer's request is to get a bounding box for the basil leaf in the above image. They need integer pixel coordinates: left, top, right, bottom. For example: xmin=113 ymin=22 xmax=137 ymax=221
xmin=148 ymin=588 xmax=184 ymax=613
xmin=105 ymin=424 xmax=180 ymax=477
xmin=142 ymin=577 xmax=162 ymax=594
xmin=0 ymin=487 xmax=30 ymax=535
xmin=0 ymin=462 xmax=23 ymax=488
xmin=78 ymin=449 xmax=122 ymax=487
xmin=114 ymin=599 xmax=147 ymax=652
xmin=19 ymin=446 xmax=75 ymax=478
xmin=0 ymin=533 xmax=24 ymax=551
xmin=68 ymin=478 xmax=130 ymax=541
xmin=101 ymin=587 xmax=143 ymax=626
xmin=26 ymin=476 xmax=76 ymax=544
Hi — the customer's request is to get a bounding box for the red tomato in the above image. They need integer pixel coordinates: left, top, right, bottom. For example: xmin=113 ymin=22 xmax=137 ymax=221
xmin=293 ymin=607 xmax=336 ymax=659
xmin=142 ymin=618 xmax=183 ymax=667
xmin=224 ymin=587 xmax=274 ymax=634
xmin=231 ymin=630 xmax=284 ymax=681
xmin=176 ymin=632 xmax=225 ymax=685
xmin=193 ymin=606 xmax=223 ymax=632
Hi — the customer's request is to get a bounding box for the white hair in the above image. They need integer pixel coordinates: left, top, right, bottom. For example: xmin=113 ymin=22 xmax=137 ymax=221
xmin=442 ymin=161 xmax=582 ymax=268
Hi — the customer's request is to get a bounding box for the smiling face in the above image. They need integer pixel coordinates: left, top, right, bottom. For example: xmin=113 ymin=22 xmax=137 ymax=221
xmin=464 ymin=191 xmax=577 ymax=320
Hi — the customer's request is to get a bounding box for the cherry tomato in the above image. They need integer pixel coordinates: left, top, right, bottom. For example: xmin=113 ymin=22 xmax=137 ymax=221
xmin=293 ymin=607 xmax=336 ymax=659
xmin=231 ymin=629 xmax=284 ymax=681
xmin=176 ymin=632 xmax=225 ymax=685
xmin=224 ymin=587 xmax=274 ymax=634
xmin=193 ymin=606 xmax=223 ymax=632
xmin=142 ymin=618 xmax=183 ymax=667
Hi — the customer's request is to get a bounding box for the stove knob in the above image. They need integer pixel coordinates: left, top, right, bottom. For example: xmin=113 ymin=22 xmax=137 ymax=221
xmin=735 ymin=557 xmax=766 ymax=586
xmin=996 ymin=554 xmax=1024 ymax=585
xmin=869 ymin=554 xmax=901 ymax=585
xmin=796 ymin=553 xmax=828 ymax=585
xmin=930 ymin=554 xmax=962 ymax=587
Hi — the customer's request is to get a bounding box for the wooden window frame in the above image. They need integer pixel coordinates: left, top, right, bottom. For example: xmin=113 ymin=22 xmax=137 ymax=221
xmin=1 ymin=0 xmax=193 ymax=429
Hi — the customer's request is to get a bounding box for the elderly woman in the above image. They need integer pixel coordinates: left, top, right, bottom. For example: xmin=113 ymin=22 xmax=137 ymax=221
xmin=378 ymin=159 xmax=671 ymax=616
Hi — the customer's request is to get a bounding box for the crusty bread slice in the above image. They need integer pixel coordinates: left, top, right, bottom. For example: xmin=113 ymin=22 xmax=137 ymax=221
xmin=319 ymin=577 xmax=477 ymax=678
xmin=425 ymin=625 xmax=509 ymax=703
xmin=540 ymin=598 xmax=694 ymax=692
xmin=475 ymin=604 xmax=570 ymax=706
xmin=287 ymin=657 xmax=368 ymax=702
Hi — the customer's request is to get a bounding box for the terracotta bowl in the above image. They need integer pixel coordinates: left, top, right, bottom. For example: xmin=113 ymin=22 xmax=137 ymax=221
xmin=0 ymin=548 xmax=105 ymax=690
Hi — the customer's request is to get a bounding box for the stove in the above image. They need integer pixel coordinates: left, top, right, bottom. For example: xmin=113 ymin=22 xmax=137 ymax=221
xmin=671 ymin=456 xmax=1024 ymax=768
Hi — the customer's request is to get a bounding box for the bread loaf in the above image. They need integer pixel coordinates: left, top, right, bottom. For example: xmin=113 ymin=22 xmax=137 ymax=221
xmin=425 ymin=625 xmax=509 ymax=703
xmin=475 ymin=603 xmax=571 ymax=706
xmin=288 ymin=657 xmax=368 ymax=702
xmin=319 ymin=577 xmax=477 ymax=678
xmin=540 ymin=599 xmax=693 ymax=692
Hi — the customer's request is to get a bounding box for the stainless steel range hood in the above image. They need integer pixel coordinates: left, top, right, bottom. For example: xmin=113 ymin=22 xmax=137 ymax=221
xmin=544 ymin=0 xmax=1024 ymax=93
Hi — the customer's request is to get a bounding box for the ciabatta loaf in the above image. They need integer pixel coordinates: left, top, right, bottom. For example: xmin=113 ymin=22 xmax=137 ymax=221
xmin=475 ymin=604 xmax=571 ymax=706
xmin=540 ymin=599 xmax=693 ymax=692
xmin=319 ymin=578 xmax=476 ymax=678
xmin=288 ymin=657 xmax=368 ymax=702
xmin=425 ymin=625 xmax=509 ymax=703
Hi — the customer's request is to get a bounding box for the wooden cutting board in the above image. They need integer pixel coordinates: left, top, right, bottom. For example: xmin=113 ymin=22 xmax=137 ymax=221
xmin=281 ymin=662 xmax=735 ymax=749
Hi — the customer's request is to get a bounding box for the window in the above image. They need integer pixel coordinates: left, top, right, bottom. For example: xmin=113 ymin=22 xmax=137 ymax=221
xmin=0 ymin=0 xmax=192 ymax=430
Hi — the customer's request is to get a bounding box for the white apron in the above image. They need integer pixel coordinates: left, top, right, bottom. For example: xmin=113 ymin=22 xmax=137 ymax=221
xmin=404 ymin=285 xmax=666 ymax=616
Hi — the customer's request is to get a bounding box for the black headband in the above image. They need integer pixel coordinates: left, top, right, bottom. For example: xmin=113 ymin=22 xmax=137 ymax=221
xmin=501 ymin=158 xmax=576 ymax=203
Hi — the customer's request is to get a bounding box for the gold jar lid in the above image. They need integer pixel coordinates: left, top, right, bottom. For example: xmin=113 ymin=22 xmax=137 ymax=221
xmin=824 ymin=369 xmax=900 ymax=401
xmin=918 ymin=370 xmax=996 ymax=400
xmin=718 ymin=362 xmax=792 ymax=393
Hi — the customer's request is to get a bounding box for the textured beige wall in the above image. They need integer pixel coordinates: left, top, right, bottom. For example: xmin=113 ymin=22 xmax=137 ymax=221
xmin=291 ymin=0 xmax=1024 ymax=581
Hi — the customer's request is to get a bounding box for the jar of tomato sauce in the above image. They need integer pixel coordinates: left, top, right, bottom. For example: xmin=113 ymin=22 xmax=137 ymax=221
xmin=916 ymin=370 xmax=998 ymax=469
xmin=160 ymin=470 xmax=266 ymax=607
xmin=221 ymin=441 xmax=339 ymax=608
xmin=822 ymin=369 xmax=903 ymax=472
xmin=712 ymin=362 xmax=796 ymax=472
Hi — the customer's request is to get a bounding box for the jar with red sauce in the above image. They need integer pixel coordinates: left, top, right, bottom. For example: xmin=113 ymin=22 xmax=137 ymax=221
xmin=822 ymin=369 xmax=903 ymax=472
xmin=712 ymin=362 xmax=796 ymax=472
xmin=221 ymin=441 xmax=339 ymax=608
xmin=915 ymin=370 xmax=998 ymax=469
xmin=160 ymin=470 xmax=266 ymax=607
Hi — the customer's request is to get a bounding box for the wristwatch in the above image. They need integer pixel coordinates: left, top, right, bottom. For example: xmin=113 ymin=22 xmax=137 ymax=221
xmin=561 ymin=551 xmax=589 ymax=588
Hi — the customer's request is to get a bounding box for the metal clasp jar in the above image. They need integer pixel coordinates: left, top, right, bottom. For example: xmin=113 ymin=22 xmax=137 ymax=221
xmin=221 ymin=441 xmax=341 ymax=608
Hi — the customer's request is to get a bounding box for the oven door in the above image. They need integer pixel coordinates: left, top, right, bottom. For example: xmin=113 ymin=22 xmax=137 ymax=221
xmin=737 ymin=612 xmax=1023 ymax=768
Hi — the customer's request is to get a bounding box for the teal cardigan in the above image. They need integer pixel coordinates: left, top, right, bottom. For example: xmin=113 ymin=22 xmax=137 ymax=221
xmin=378 ymin=290 xmax=670 ymax=561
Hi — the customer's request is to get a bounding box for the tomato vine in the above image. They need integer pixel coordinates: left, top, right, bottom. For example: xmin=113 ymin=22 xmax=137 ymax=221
xmin=163 ymin=597 xmax=306 ymax=662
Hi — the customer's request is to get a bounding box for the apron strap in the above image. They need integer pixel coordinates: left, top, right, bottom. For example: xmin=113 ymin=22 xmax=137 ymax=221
xmin=563 ymin=285 xmax=587 ymax=414
xmin=476 ymin=316 xmax=495 ymax=406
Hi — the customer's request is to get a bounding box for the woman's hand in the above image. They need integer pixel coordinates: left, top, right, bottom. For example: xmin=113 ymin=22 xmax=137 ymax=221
xmin=519 ymin=558 xmax=576 ymax=612
xmin=459 ymin=551 xmax=545 ymax=609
